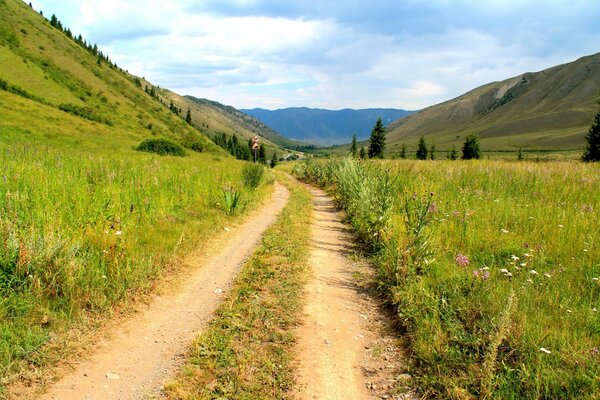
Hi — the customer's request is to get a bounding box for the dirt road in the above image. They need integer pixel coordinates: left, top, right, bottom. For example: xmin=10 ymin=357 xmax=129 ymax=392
xmin=40 ymin=183 xmax=290 ymax=400
xmin=295 ymin=186 xmax=373 ymax=399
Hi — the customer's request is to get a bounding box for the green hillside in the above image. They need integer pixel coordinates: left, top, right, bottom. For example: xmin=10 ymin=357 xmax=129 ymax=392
xmin=385 ymin=53 xmax=600 ymax=154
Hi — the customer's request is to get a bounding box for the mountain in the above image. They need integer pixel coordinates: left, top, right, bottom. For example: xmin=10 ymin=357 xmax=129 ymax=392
xmin=385 ymin=53 xmax=600 ymax=153
xmin=241 ymin=107 xmax=414 ymax=146
xmin=0 ymin=0 xmax=299 ymax=156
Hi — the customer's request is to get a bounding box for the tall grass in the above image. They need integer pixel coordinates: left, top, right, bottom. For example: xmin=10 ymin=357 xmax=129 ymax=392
xmin=295 ymin=158 xmax=599 ymax=399
xmin=0 ymin=144 xmax=267 ymax=387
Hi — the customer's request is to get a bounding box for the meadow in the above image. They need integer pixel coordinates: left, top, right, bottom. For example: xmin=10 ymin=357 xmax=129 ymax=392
xmin=0 ymin=140 xmax=269 ymax=390
xmin=295 ymin=158 xmax=599 ymax=399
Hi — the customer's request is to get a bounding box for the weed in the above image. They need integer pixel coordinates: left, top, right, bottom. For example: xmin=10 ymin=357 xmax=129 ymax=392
xmin=242 ymin=162 xmax=264 ymax=189
xmin=221 ymin=186 xmax=242 ymax=215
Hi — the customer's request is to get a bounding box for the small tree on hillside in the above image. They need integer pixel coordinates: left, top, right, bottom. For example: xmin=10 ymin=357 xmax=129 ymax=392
xmin=359 ymin=146 xmax=367 ymax=159
xmin=185 ymin=108 xmax=192 ymax=124
xmin=416 ymin=136 xmax=428 ymax=160
xmin=582 ymin=103 xmax=600 ymax=162
xmin=271 ymin=151 xmax=278 ymax=168
xmin=350 ymin=134 xmax=358 ymax=158
xmin=462 ymin=135 xmax=481 ymax=160
xmin=399 ymin=143 xmax=407 ymax=159
xmin=429 ymin=142 xmax=436 ymax=160
xmin=447 ymin=146 xmax=458 ymax=160
xmin=368 ymin=118 xmax=386 ymax=159
xmin=258 ymin=144 xmax=267 ymax=164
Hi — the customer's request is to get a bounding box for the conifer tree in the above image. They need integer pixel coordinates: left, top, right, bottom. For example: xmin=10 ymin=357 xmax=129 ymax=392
xmin=416 ymin=136 xmax=428 ymax=160
xmin=258 ymin=144 xmax=267 ymax=164
xmin=359 ymin=146 xmax=366 ymax=159
xmin=582 ymin=103 xmax=600 ymax=162
xmin=429 ymin=142 xmax=436 ymax=160
xmin=271 ymin=151 xmax=278 ymax=168
xmin=461 ymin=135 xmax=482 ymax=160
xmin=399 ymin=143 xmax=407 ymax=159
xmin=447 ymin=146 xmax=458 ymax=160
xmin=350 ymin=134 xmax=358 ymax=158
xmin=185 ymin=108 xmax=192 ymax=124
xmin=368 ymin=118 xmax=386 ymax=158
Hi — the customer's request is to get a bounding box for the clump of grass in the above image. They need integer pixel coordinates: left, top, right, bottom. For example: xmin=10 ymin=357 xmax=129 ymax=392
xmin=135 ymin=138 xmax=187 ymax=157
xmin=221 ymin=186 xmax=242 ymax=215
xmin=242 ymin=162 xmax=265 ymax=189
xmin=165 ymin=179 xmax=311 ymax=399
xmin=295 ymin=158 xmax=600 ymax=399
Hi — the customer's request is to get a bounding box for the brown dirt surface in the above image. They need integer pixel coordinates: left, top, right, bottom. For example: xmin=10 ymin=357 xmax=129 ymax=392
xmin=33 ymin=183 xmax=290 ymax=400
xmin=295 ymin=185 xmax=416 ymax=400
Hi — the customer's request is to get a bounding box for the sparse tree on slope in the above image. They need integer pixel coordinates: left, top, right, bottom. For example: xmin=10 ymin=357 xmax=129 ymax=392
xmin=399 ymin=143 xmax=407 ymax=159
xmin=429 ymin=142 xmax=436 ymax=160
xmin=185 ymin=108 xmax=192 ymax=124
xmin=359 ymin=146 xmax=366 ymax=159
xmin=582 ymin=103 xmax=600 ymax=162
xmin=350 ymin=134 xmax=358 ymax=158
xmin=416 ymin=136 xmax=428 ymax=160
xmin=462 ymin=135 xmax=481 ymax=160
xmin=271 ymin=151 xmax=278 ymax=168
xmin=447 ymin=146 xmax=458 ymax=160
xmin=368 ymin=118 xmax=386 ymax=159
xmin=258 ymin=144 xmax=267 ymax=164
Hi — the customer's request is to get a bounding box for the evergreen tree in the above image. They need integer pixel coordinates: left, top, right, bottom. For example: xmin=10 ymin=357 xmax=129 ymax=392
xmin=429 ymin=142 xmax=436 ymax=160
xmin=399 ymin=143 xmax=407 ymax=159
xmin=368 ymin=118 xmax=386 ymax=158
xmin=582 ymin=103 xmax=600 ymax=162
xmin=271 ymin=151 xmax=278 ymax=168
xmin=517 ymin=146 xmax=525 ymax=161
xmin=359 ymin=146 xmax=366 ymax=159
xmin=350 ymin=134 xmax=358 ymax=158
xmin=50 ymin=14 xmax=58 ymax=27
xmin=185 ymin=108 xmax=192 ymax=124
xmin=258 ymin=144 xmax=267 ymax=164
xmin=447 ymin=146 xmax=458 ymax=160
xmin=461 ymin=135 xmax=482 ymax=160
xmin=416 ymin=136 xmax=428 ymax=160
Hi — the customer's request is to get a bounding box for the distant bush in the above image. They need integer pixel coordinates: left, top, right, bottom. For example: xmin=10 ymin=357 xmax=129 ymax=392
xmin=182 ymin=132 xmax=204 ymax=153
xmin=242 ymin=163 xmax=264 ymax=189
xmin=135 ymin=138 xmax=187 ymax=157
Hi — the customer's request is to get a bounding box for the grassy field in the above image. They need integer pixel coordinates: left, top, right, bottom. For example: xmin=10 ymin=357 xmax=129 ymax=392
xmin=295 ymin=158 xmax=599 ymax=399
xmin=0 ymin=138 xmax=271 ymax=392
xmin=166 ymin=175 xmax=311 ymax=399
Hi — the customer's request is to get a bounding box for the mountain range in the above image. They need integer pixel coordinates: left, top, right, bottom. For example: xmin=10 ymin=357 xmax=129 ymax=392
xmin=384 ymin=53 xmax=600 ymax=153
xmin=241 ymin=107 xmax=414 ymax=146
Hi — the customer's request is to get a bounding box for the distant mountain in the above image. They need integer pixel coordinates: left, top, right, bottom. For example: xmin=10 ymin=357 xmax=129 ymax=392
xmin=385 ymin=53 xmax=600 ymax=153
xmin=241 ymin=107 xmax=415 ymax=146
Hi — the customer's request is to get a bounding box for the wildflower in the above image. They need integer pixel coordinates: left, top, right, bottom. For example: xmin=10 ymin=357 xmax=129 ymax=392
xmin=500 ymin=229 xmax=510 ymax=234
xmin=482 ymin=271 xmax=490 ymax=280
xmin=539 ymin=347 xmax=552 ymax=354
xmin=558 ymin=224 xmax=564 ymax=228
xmin=453 ymin=210 xmax=461 ymax=217
xmin=520 ymin=263 xmax=527 ymax=267
xmin=526 ymin=279 xmax=534 ymax=284
xmin=499 ymin=268 xmax=513 ymax=277
xmin=472 ymin=270 xmax=479 ymax=278
xmin=524 ymin=253 xmax=532 ymax=258
xmin=510 ymin=255 xmax=520 ymax=261
xmin=530 ymin=270 xmax=538 ymax=275
xmin=455 ymin=253 xmax=470 ymax=267
xmin=592 ymin=347 xmax=599 ymax=356
xmin=115 ymin=231 xmax=123 ymax=236
xmin=428 ymin=202 xmax=438 ymax=213
xmin=544 ymin=273 xmax=551 ymax=278
xmin=593 ymin=277 xmax=599 ymax=282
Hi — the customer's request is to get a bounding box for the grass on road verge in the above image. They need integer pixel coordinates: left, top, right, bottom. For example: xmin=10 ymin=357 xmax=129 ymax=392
xmin=165 ymin=176 xmax=312 ymax=399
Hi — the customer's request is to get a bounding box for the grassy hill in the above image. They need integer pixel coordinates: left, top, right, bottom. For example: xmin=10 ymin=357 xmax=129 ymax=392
xmin=385 ymin=53 xmax=600 ymax=154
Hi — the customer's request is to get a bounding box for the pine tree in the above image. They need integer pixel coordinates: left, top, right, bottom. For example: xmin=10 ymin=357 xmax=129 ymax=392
xmin=258 ymin=144 xmax=267 ymax=164
xmin=416 ymin=136 xmax=428 ymax=160
xmin=271 ymin=151 xmax=278 ymax=168
xmin=367 ymin=118 xmax=386 ymax=159
xmin=359 ymin=147 xmax=366 ymax=159
xmin=582 ymin=103 xmax=600 ymax=162
xmin=350 ymin=134 xmax=358 ymax=158
xmin=461 ymin=135 xmax=482 ymax=160
xmin=185 ymin=108 xmax=192 ymax=124
xmin=399 ymin=143 xmax=407 ymax=159
xmin=517 ymin=146 xmax=525 ymax=160
xmin=429 ymin=142 xmax=436 ymax=160
xmin=447 ymin=146 xmax=458 ymax=160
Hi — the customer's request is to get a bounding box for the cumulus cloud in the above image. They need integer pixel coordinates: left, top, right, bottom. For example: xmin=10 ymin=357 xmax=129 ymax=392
xmin=32 ymin=0 xmax=600 ymax=109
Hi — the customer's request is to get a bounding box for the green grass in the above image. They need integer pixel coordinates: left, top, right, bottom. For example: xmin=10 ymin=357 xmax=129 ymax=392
xmin=165 ymin=176 xmax=311 ymax=399
xmin=0 ymin=140 xmax=270 ymax=392
xmin=296 ymin=158 xmax=599 ymax=399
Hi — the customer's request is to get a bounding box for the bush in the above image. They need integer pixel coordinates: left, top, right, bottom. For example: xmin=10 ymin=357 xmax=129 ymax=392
xmin=182 ymin=132 xmax=204 ymax=153
xmin=135 ymin=138 xmax=187 ymax=157
xmin=242 ymin=163 xmax=264 ymax=189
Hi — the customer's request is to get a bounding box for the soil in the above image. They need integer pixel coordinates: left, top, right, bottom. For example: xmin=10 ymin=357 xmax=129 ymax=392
xmin=295 ymin=185 xmax=416 ymax=400
xmin=36 ymin=183 xmax=290 ymax=400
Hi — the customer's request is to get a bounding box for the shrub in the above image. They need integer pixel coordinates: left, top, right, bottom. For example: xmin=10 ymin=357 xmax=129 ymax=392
xmin=182 ymin=132 xmax=204 ymax=153
xmin=135 ymin=138 xmax=187 ymax=157
xmin=242 ymin=163 xmax=264 ymax=189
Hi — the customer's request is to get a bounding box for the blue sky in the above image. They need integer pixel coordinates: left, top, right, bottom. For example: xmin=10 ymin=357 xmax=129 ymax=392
xmin=31 ymin=0 xmax=600 ymax=110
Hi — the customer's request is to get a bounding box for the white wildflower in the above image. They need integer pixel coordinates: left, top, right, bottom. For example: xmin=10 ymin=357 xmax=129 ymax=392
xmin=544 ymin=273 xmax=551 ymax=278
xmin=115 ymin=230 xmax=123 ymax=236
xmin=539 ymin=347 xmax=552 ymax=354
xmin=530 ymin=270 xmax=538 ymax=275
xmin=500 ymin=229 xmax=509 ymax=234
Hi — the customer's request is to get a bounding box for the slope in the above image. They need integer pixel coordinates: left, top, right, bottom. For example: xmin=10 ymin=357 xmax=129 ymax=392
xmin=242 ymin=107 xmax=414 ymax=146
xmin=386 ymin=53 xmax=600 ymax=153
